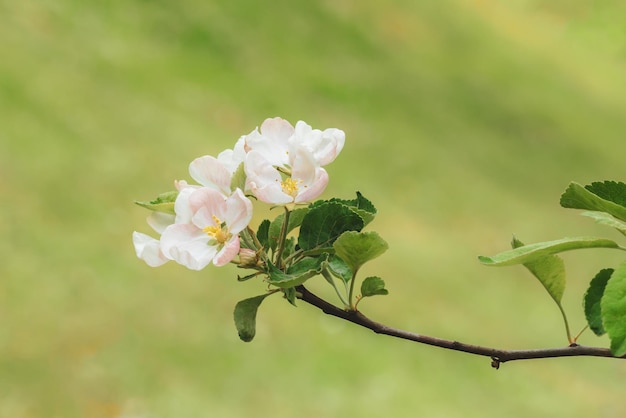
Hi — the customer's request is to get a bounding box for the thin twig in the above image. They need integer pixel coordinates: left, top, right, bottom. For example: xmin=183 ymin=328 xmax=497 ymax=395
xmin=295 ymin=285 xmax=624 ymax=368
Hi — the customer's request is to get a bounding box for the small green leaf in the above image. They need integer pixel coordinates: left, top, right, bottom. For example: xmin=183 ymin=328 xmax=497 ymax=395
xmin=256 ymin=219 xmax=270 ymax=249
xmin=298 ymin=202 xmax=364 ymax=251
xmin=230 ymin=162 xmax=247 ymax=192
xmin=284 ymin=287 xmax=297 ymax=306
xmin=333 ymin=231 xmax=388 ymax=273
xmin=361 ymin=276 xmax=389 ymax=297
xmin=560 ymin=182 xmax=626 ymax=222
xmin=511 ymin=237 xmax=565 ymax=304
xmin=580 ymin=211 xmax=626 ymax=235
xmin=584 ymin=268 xmax=613 ymax=336
xmin=233 ymin=293 xmax=272 ymax=342
xmin=478 ymin=237 xmax=620 ymax=267
xmin=267 ymin=256 xmax=326 ymax=288
xmin=135 ymin=191 xmax=178 ymax=214
xmin=327 ymin=255 xmax=353 ymax=283
xmin=601 ymin=261 xmax=626 ymax=356
xmin=268 ymin=208 xmax=309 ymax=251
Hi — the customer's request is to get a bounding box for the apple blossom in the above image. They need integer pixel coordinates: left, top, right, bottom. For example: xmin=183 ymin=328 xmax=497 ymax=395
xmin=132 ymin=184 xmax=196 ymax=267
xmin=245 ymin=146 xmax=329 ymax=205
xmin=291 ymin=120 xmax=345 ymax=166
xmin=159 ymin=188 xmax=253 ymax=270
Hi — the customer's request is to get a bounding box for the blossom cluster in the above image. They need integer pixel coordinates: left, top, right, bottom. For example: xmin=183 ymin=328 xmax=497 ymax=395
xmin=133 ymin=117 xmax=345 ymax=270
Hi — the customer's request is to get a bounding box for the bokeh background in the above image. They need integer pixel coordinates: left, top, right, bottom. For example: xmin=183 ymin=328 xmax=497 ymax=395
xmin=2 ymin=0 xmax=626 ymax=417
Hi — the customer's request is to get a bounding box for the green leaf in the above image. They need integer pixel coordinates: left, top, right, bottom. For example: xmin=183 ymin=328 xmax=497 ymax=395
xmin=478 ymin=237 xmax=620 ymax=267
xmin=560 ymin=182 xmax=626 ymax=222
xmin=229 ymin=162 xmax=247 ymax=192
xmin=268 ymin=207 xmax=309 ymax=251
xmin=284 ymin=287 xmax=297 ymax=306
xmin=327 ymin=255 xmax=353 ymax=283
xmin=233 ymin=293 xmax=272 ymax=342
xmin=267 ymin=256 xmax=326 ymax=288
xmin=601 ymin=261 xmax=626 ymax=356
xmin=298 ymin=202 xmax=364 ymax=251
xmin=326 ymin=192 xmax=377 ymax=226
xmin=511 ymin=237 xmax=565 ymax=304
xmin=333 ymin=231 xmax=389 ymax=273
xmin=256 ymin=219 xmax=270 ymax=249
xmin=586 ymin=181 xmax=626 ymax=207
xmin=135 ymin=190 xmax=178 ymax=214
xmin=584 ymin=268 xmax=613 ymax=336
xmin=360 ymin=276 xmax=389 ymax=297
xmin=580 ymin=211 xmax=626 ymax=235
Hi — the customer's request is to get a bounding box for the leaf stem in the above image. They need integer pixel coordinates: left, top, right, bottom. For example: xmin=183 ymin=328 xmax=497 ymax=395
xmin=557 ymin=303 xmax=573 ymax=344
xmin=347 ymin=270 xmax=358 ymax=310
xmin=321 ymin=268 xmax=349 ymax=308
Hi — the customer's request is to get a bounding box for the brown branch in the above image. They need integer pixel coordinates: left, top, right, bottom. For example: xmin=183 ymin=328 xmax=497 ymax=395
xmin=295 ymin=285 xmax=625 ymax=369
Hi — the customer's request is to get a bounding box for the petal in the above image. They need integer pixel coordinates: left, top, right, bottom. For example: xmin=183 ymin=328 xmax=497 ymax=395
xmin=244 ymin=151 xmax=292 ymax=204
xmin=213 ymin=236 xmax=241 ymax=266
xmin=146 ymin=212 xmax=175 ymax=234
xmin=224 ymin=189 xmax=254 ymax=233
xmin=217 ymin=137 xmax=247 ymax=173
xmin=160 ymin=224 xmax=217 ymax=270
xmin=188 ymin=187 xmax=228 ymax=227
xmin=243 ymin=118 xmax=293 ymax=166
xmin=173 ymin=186 xmax=196 ymax=224
xmin=132 ymin=231 xmax=169 ymax=267
xmin=189 ymin=155 xmax=231 ymax=195
xmin=295 ymin=168 xmax=328 ymax=203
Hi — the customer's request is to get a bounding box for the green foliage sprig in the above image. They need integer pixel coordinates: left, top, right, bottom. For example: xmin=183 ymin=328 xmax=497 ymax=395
xmin=480 ymin=181 xmax=626 ymax=356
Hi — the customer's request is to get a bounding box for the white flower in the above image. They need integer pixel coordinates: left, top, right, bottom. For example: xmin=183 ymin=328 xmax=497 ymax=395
xmin=245 ymin=146 xmax=329 ymax=205
xmin=160 ymin=188 xmax=253 ymax=270
xmin=241 ymin=117 xmax=342 ymax=205
xmin=132 ymin=184 xmax=196 ymax=267
xmin=291 ymin=120 xmax=345 ymax=166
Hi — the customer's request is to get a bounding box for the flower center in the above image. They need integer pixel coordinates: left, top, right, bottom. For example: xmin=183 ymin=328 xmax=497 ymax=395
xmin=281 ymin=177 xmax=302 ymax=198
xmin=203 ymin=215 xmax=230 ymax=244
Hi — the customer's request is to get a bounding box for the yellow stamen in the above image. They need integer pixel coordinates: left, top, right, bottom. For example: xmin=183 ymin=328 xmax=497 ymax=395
xmin=203 ymin=215 xmax=230 ymax=244
xmin=281 ymin=177 xmax=302 ymax=198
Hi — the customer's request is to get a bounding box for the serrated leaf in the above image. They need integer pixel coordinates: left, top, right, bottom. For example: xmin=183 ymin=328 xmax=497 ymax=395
xmin=233 ymin=293 xmax=271 ymax=342
xmin=560 ymin=182 xmax=626 ymax=222
xmin=256 ymin=219 xmax=270 ymax=249
xmin=135 ymin=190 xmax=178 ymax=214
xmin=333 ymin=231 xmax=388 ymax=273
xmin=600 ymin=261 xmax=626 ymax=356
xmin=267 ymin=256 xmax=326 ymax=288
xmin=361 ymin=276 xmax=389 ymax=297
xmin=584 ymin=268 xmax=613 ymax=336
xmin=268 ymin=208 xmax=309 ymax=251
xmin=511 ymin=237 xmax=565 ymax=304
xmin=586 ymin=181 xmax=626 ymax=207
xmin=580 ymin=211 xmax=626 ymax=235
xmin=298 ymin=202 xmax=364 ymax=251
xmin=328 ymin=192 xmax=377 ymax=226
xmin=478 ymin=237 xmax=620 ymax=267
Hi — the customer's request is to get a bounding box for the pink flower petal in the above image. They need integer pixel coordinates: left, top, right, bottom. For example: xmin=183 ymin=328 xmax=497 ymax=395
xmin=189 ymin=156 xmax=232 ymax=195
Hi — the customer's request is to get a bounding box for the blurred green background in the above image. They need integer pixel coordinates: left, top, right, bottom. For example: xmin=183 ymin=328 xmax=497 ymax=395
xmin=2 ymin=0 xmax=626 ymax=416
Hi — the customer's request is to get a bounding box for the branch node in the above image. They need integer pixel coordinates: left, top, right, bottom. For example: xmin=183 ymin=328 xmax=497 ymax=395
xmin=490 ymin=357 xmax=501 ymax=370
